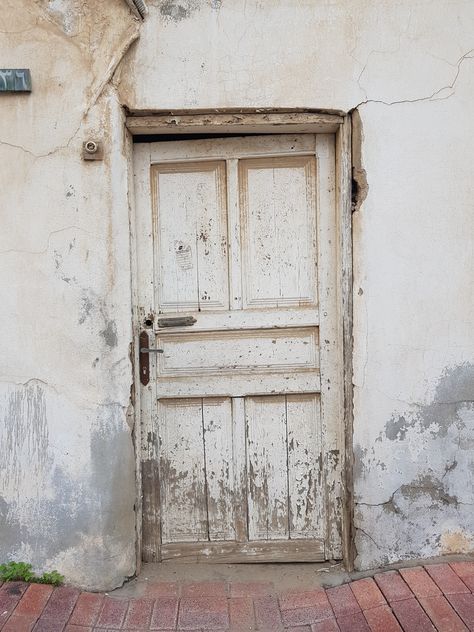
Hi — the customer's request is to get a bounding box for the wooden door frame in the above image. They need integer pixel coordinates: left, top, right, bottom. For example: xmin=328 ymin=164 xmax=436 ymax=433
xmin=126 ymin=110 xmax=353 ymax=572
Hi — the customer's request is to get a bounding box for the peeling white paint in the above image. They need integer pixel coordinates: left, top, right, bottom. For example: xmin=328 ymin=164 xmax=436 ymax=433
xmin=1 ymin=0 xmax=473 ymax=587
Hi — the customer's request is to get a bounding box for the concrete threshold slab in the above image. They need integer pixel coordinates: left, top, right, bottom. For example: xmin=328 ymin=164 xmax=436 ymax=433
xmin=113 ymin=553 xmax=474 ymax=599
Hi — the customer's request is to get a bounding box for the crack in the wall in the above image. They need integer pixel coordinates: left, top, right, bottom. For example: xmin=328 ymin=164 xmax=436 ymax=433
xmin=355 ymin=526 xmax=382 ymax=550
xmin=86 ymin=28 xmax=140 ymax=115
xmin=0 ymin=226 xmax=93 ymax=256
xmin=354 ymin=48 xmax=474 ymax=108
xmin=0 ymin=131 xmax=82 ymax=160
xmin=357 ymin=486 xmax=402 ymax=514
xmin=354 ymin=10 xmax=414 ymax=102
xmin=356 ymin=362 xmax=474 ymax=566
xmin=1 ymin=4 xmax=141 ymax=160
xmin=358 ymin=458 xmax=473 ymax=512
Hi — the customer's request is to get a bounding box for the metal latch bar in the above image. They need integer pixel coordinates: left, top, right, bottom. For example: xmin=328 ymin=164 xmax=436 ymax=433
xmin=158 ymin=316 xmax=196 ymax=328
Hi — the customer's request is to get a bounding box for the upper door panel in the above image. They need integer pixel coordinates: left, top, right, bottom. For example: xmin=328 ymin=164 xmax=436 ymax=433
xmin=152 ymin=160 xmax=229 ymax=312
xmin=240 ymin=155 xmax=318 ymax=309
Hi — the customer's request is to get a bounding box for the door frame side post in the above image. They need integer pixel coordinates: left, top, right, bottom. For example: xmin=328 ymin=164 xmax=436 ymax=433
xmin=336 ymin=115 xmax=354 ymax=570
xmin=125 ymin=123 xmax=143 ymax=575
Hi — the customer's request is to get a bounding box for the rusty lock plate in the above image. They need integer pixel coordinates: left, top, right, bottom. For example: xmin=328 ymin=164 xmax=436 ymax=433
xmin=139 ymin=330 xmax=150 ymax=386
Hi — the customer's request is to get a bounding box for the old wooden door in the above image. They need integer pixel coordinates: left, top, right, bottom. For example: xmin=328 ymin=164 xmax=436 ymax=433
xmin=134 ymin=134 xmax=343 ymax=562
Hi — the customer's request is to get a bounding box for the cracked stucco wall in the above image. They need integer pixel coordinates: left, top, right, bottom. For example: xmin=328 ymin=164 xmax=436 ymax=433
xmin=0 ymin=0 xmax=140 ymax=590
xmin=1 ymin=0 xmax=474 ymax=588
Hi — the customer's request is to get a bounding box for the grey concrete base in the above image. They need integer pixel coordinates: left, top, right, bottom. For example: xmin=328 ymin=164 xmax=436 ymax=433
xmin=112 ymin=553 xmax=474 ymax=597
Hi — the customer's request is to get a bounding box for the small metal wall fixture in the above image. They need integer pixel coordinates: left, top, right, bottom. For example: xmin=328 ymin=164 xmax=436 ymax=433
xmin=0 ymin=69 xmax=31 ymax=93
xmin=82 ymin=139 xmax=104 ymax=161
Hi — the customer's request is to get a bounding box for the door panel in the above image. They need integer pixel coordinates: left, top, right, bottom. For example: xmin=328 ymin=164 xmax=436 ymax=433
xmin=135 ymin=134 xmax=342 ymax=562
xmin=202 ymin=398 xmax=235 ymax=541
xmin=246 ymin=395 xmax=290 ymax=541
xmin=159 ymin=397 xmax=235 ymax=544
xmin=246 ymin=394 xmax=323 ymax=542
xmin=287 ymin=394 xmax=323 ymax=539
xmin=156 ymin=327 xmax=319 ymax=376
xmin=153 ymin=161 xmax=229 ymax=312
xmin=158 ymin=395 xmax=325 ymax=550
xmin=158 ymin=398 xmax=208 ymax=544
xmin=240 ymin=156 xmax=318 ymax=308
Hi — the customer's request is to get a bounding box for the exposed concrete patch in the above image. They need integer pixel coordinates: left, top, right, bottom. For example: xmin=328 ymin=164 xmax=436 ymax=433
xmin=384 ymin=363 xmax=474 ymax=440
xmin=159 ymin=0 xmax=199 ymax=21
xmin=0 ymin=391 xmax=136 ymax=590
xmin=78 ymin=291 xmax=120 ymax=349
xmin=79 ymin=296 xmax=95 ymax=325
xmin=43 ymin=0 xmax=84 ymax=36
xmin=355 ymin=363 xmax=474 ymax=570
xmin=100 ymin=320 xmax=118 ymax=348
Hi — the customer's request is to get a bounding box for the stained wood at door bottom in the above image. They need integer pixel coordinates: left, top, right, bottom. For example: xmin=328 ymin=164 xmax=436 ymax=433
xmin=160 ymin=540 xmax=325 ymax=563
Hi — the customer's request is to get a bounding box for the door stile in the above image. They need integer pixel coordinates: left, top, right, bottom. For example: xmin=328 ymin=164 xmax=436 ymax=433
xmin=315 ymin=134 xmax=343 ymax=558
xmin=336 ymin=116 xmax=354 ymax=569
xmin=134 ymin=144 xmax=163 ymax=562
xmin=231 ymin=397 xmax=248 ymax=542
xmin=284 ymin=396 xmax=291 ymax=540
xmin=200 ymin=398 xmax=211 ymax=543
xmin=226 ymin=159 xmax=243 ymax=311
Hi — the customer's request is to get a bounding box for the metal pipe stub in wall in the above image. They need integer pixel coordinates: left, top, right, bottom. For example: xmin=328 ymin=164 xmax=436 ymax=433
xmin=124 ymin=0 xmax=147 ymax=18
xmin=133 ymin=0 xmax=147 ymax=17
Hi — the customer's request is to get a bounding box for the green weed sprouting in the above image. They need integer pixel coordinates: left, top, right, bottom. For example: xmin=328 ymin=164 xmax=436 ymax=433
xmin=0 ymin=561 xmax=64 ymax=586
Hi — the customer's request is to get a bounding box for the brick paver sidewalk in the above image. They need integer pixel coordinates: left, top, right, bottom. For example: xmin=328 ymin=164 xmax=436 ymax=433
xmin=1 ymin=562 xmax=474 ymax=631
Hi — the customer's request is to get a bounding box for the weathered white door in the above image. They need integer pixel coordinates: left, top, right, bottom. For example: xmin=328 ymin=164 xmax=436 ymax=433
xmin=134 ymin=134 xmax=343 ymax=562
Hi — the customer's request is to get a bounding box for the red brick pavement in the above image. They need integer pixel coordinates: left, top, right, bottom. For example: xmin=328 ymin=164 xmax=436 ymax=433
xmin=1 ymin=563 xmax=474 ymax=631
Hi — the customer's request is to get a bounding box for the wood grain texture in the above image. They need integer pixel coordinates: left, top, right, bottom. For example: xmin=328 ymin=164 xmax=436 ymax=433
xmin=155 ymin=327 xmax=319 ymax=376
xmin=152 ymin=372 xmax=321 ymax=399
xmin=134 ymin=132 xmax=348 ymax=563
xmin=133 ymin=143 xmax=162 ymax=562
xmin=160 ymin=539 xmax=325 ymax=563
xmin=316 ymin=134 xmax=343 ymax=559
xmin=240 ymin=155 xmax=318 ymax=308
xmin=337 ymin=116 xmax=354 ymax=569
xmin=246 ymin=395 xmax=289 ymax=541
xmin=126 ymin=112 xmax=343 ymax=136
xmin=151 ymin=161 xmax=228 ymax=312
xmin=141 ymin=459 xmax=161 ymax=562
xmin=287 ymin=394 xmax=323 ymax=539
xmin=202 ymin=398 xmax=235 ymax=541
xmin=158 ymin=398 xmax=208 ymax=544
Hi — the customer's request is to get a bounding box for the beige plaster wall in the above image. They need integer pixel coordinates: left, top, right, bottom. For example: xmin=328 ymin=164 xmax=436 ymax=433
xmin=1 ymin=0 xmax=473 ymax=588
